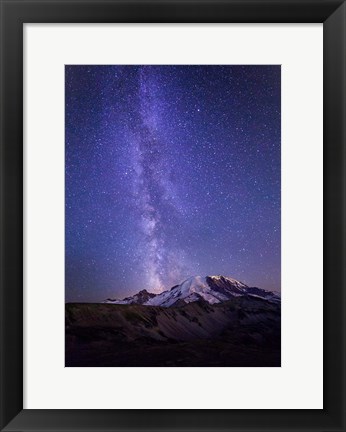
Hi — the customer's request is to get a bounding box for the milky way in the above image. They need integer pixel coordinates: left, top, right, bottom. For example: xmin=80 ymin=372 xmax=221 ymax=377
xmin=65 ymin=65 xmax=281 ymax=302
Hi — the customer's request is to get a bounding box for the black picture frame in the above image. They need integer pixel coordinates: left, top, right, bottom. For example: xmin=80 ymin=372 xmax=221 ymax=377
xmin=0 ymin=0 xmax=345 ymax=431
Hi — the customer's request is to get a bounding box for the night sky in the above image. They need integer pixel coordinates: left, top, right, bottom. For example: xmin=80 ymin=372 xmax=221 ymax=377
xmin=65 ymin=65 xmax=280 ymax=302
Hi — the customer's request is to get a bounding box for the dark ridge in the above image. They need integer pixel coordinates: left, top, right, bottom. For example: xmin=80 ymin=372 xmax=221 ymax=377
xmin=65 ymin=297 xmax=281 ymax=367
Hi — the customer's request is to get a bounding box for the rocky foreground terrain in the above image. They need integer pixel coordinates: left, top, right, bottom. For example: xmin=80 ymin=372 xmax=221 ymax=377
xmin=66 ymin=286 xmax=281 ymax=367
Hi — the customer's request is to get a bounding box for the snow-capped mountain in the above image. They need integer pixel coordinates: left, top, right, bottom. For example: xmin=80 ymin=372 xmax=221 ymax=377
xmin=104 ymin=275 xmax=280 ymax=307
xmin=104 ymin=289 xmax=156 ymax=305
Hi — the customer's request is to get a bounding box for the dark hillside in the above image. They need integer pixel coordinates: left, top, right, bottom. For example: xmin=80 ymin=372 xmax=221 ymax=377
xmin=66 ymin=297 xmax=280 ymax=367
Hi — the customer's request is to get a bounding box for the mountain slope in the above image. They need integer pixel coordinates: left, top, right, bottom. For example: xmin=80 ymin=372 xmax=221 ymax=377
xmin=105 ymin=289 xmax=155 ymax=305
xmin=66 ymin=296 xmax=281 ymax=367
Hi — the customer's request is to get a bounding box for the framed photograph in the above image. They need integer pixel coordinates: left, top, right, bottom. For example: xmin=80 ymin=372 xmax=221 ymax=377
xmin=0 ymin=0 xmax=345 ymax=431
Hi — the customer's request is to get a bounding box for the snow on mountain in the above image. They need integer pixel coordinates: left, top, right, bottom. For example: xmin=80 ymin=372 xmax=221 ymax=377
xmin=103 ymin=275 xmax=280 ymax=307
xmin=245 ymin=286 xmax=281 ymax=303
xmin=145 ymin=275 xmax=245 ymax=307
xmin=104 ymin=289 xmax=156 ymax=305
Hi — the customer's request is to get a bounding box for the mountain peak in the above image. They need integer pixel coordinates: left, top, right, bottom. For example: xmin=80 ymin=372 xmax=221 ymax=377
xmin=208 ymin=274 xmax=247 ymax=286
xmin=104 ymin=287 xmax=156 ymax=305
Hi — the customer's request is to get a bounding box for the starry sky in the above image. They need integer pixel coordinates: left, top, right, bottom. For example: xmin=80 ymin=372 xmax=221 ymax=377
xmin=65 ymin=65 xmax=280 ymax=302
